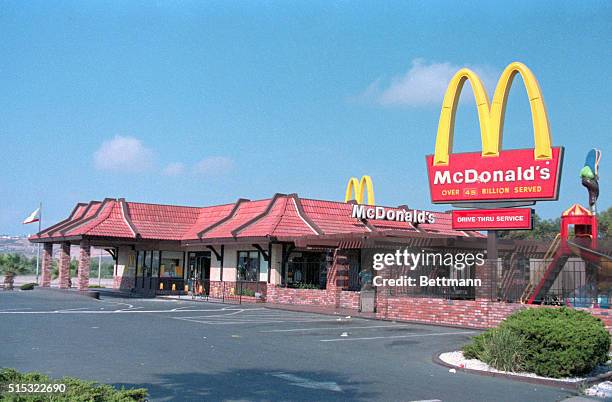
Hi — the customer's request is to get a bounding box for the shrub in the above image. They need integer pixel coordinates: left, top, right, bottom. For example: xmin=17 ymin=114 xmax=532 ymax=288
xmin=19 ymin=283 xmax=37 ymax=291
xmin=503 ymin=307 xmax=610 ymax=377
xmin=478 ymin=327 xmax=526 ymax=372
xmin=297 ymin=283 xmax=320 ymax=289
xmin=462 ymin=331 xmax=489 ymax=360
xmin=462 ymin=307 xmax=610 ymax=378
xmin=88 ymin=285 xmax=105 ymax=289
xmin=237 ymin=288 xmax=256 ymax=297
xmin=0 ymin=368 xmax=148 ymax=401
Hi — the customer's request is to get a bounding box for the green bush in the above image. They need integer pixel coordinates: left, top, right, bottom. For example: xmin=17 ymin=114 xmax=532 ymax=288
xmin=462 ymin=331 xmax=488 ymax=360
xmin=237 ymin=288 xmax=256 ymax=297
xmin=296 ymin=283 xmax=319 ymax=289
xmin=462 ymin=307 xmax=610 ymax=378
xmin=19 ymin=283 xmax=37 ymax=291
xmin=478 ymin=327 xmax=526 ymax=372
xmin=0 ymin=368 xmax=147 ymax=401
xmin=88 ymin=285 xmax=105 ymax=289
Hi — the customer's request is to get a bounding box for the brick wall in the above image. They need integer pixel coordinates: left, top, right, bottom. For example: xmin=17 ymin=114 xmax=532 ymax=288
xmin=209 ymin=281 xmax=227 ymax=298
xmin=265 ymin=284 xmax=360 ymax=308
xmin=266 ymin=284 xmax=333 ymax=306
xmin=338 ymin=290 xmax=360 ymax=310
xmin=375 ymin=293 xmax=612 ymax=331
xmin=265 ymin=250 xmax=362 ymax=309
xmin=209 ymin=281 xmax=267 ymax=300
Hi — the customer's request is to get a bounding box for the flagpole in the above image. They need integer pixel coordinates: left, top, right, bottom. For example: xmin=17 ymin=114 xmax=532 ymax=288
xmin=36 ymin=202 xmax=41 ymax=284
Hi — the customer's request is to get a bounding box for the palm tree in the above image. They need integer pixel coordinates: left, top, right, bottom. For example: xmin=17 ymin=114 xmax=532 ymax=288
xmin=0 ymin=253 xmax=32 ymax=275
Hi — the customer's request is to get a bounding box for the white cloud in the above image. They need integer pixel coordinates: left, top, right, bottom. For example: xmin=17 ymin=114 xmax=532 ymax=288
xmin=93 ymin=135 xmax=154 ymax=172
xmin=360 ymin=59 xmax=499 ymax=107
xmin=193 ymin=156 xmax=234 ymax=176
xmin=162 ymin=162 xmax=185 ymax=176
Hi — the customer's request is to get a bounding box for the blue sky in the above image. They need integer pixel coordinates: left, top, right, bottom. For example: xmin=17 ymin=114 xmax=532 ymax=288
xmin=1 ymin=1 xmax=610 ymax=235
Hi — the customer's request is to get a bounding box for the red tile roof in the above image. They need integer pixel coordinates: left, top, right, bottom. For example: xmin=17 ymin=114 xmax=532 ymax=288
xmin=300 ymin=199 xmax=370 ymax=234
xmin=30 ymin=194 xmax=483 ymax=243
xmin=172 ymin=203 xmax=235 ymax=240
xmin=201 ymin=199 xmax=271 ymax=239
xmin=64 ymin=199 xmax=134 ymax=239
xmin=237 ymin=196 xmax=319 ymax=238
xmin=127 ymin=202 xmax=200 ymax=240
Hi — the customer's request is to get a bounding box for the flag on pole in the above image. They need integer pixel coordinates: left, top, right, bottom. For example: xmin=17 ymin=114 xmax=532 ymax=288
xmin=23 ymin=208 xmax=41 ymax=224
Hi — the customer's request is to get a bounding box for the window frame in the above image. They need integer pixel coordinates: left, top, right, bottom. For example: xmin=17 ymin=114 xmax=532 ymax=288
xmin=236 ymin=250 xmax=260 ymax=282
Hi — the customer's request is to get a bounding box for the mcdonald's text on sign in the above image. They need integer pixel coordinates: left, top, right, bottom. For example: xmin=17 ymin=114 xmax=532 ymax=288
xmin=452 ymin=208 xmax=533 ymax=231
xmin=426 ymin=147 xmax=563 ymax=203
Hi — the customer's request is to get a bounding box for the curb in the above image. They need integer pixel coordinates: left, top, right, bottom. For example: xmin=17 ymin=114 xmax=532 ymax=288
xmin=432 ymin=350 xmax=612 ymax=390
xmin=36 ymin=286 xmax=137 ymax=299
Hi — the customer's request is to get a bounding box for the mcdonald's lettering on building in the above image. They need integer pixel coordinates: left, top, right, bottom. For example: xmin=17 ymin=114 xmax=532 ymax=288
xmin=426 ymin=62 xmax=564 ymax=204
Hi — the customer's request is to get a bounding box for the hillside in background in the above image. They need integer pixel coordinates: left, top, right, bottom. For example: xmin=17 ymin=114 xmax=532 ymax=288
xmin=0 ymin=235 xmax=113 ymax=260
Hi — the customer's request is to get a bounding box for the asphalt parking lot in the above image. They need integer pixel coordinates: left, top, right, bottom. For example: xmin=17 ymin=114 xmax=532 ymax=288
xmin=0 ymin=289 xmax=577 ymax=402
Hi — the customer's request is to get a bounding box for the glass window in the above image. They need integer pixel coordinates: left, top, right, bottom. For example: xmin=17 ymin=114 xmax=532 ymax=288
xmin=160 ymin=251 xmax=184 ymax=278
xmin=237 ymin=251 xmax=260 ymax=281
xmin=143 ymin=251 xmax=152 ymax=277
xmin=152 ymin=251 xmax=160 ymax=278
xmin=136 ymin=251 xmax=144 ymax=277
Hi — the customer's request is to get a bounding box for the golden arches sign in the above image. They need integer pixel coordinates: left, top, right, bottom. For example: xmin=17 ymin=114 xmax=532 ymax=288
xmin=345 ymin=176 xmax=375 ymax=205
xmin=434 ymin=61 xmax=552 ymax=166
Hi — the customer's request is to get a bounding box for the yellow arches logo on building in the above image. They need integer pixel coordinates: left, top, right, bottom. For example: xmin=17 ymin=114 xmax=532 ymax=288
xmin=345 ymin=175 xmax=375 ymax=205
xmin=434 ymin=61 xmax=552 ymax=166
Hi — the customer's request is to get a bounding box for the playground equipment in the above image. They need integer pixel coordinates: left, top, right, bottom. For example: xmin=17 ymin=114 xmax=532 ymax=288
xmin=523 ymin=204 xmax=611 ymax=304
xmin=581 ymin=148 xmax=602 ymax=213
xmin=520 ymin=148 xmax=608 ymax=306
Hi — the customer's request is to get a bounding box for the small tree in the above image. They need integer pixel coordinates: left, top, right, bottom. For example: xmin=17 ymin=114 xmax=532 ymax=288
xmin=597 ymin=206 xmax=611 ymax=239
xmin=0 ymin=253 xmax=34 ymax=275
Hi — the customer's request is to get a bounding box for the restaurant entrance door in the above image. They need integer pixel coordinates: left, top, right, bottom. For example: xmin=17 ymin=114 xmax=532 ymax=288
xmin=187 ymin=252 xmax=211 ymax=295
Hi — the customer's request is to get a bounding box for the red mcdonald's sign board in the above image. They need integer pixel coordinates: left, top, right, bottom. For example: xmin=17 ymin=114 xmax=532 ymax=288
xmin=426 ymin=147 xmax=563 ymax=204
xmin=452 ymin=208 xmax=533 ymax=231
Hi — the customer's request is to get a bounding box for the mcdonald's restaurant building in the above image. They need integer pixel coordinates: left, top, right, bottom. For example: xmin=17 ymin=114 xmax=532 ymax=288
xmin=29 ymin=192 xmax=612 ymax=330
xmin=28 ymin=62 xmax=612 ymax=330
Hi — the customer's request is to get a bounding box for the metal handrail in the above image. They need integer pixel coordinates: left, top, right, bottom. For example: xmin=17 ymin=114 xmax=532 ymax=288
xmin=543 ymin=233 xmax=561 ymax=261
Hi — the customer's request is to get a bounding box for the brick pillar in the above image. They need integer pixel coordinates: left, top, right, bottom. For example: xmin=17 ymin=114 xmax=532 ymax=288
xmin=475 ymin=259 xmax=495 ymax=300
xmin=328 ymin=250 xmax=349 ymax=307
xmin=375 ymin=288 xmax=389 ymax=319
xmin=58 ymin=242 xmax=71 ymax=289
xmin=41 ymin=243 xmax=53 ymax=287
xmin=77 ymin=242 xmax=91 ymax=291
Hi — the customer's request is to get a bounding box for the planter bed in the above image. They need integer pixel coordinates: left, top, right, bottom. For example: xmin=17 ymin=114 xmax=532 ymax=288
xmin=435 ymin=350 xmax=612 ymax=389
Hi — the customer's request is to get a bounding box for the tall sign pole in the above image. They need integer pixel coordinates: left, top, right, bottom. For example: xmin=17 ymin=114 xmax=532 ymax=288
xmin=426 ymin=62 xmax=563 ymax=304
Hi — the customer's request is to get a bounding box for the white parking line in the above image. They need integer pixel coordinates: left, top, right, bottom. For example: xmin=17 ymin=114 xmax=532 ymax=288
xmin=0 ymin=307 xmax=250 ymax=314
xmin=171 ymin=306 xmax=200 ymax=311
xmin=55 ymin=307 xmax=90 ymax=312
xmin=183 ymin=310 xmax=332 ymax=322
xmin=171 ymin=317 xmax=298 ymax=325
xmin=171 ymin=316 xmax=345 ymax=325
xmin=319 ymin=331 xmax=476 ymax=342
xmin=408 ymin=400 xmax=442 ymax=402
xmin=260 ymin=324 xmax=414 ymax=333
